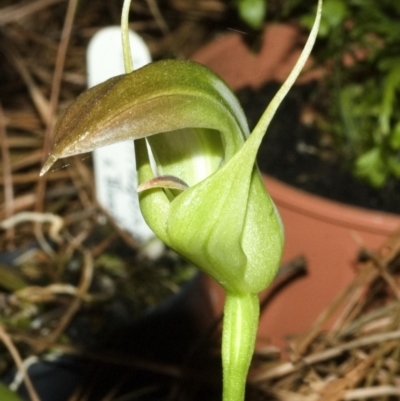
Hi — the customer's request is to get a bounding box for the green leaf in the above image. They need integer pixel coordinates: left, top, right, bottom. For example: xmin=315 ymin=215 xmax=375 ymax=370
xmin=0 ymin=264 xmax=28 ymax=292
xmin=389 ymin=122 xmax=400 ymax=150
xmin=322 ymin=0 xmax=347 ymax=28
xmin=0 ymin=384 xmax=25 ymax=401
xmin=236 ymin=0 xmax=267 ymax=29
xmin=388 ymin=156 xmax=400 ymax=178
xmin=300 ymin=0 xmax=347 ymax=37
xmin=355 ymin=148 xmax=387 ymax=187
xmin=379 ymin=62 xmax=400 ymax=135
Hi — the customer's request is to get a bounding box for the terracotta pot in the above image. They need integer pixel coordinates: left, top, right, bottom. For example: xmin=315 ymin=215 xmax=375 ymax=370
xmin=192 ymin=24 xmax=400 ymax=347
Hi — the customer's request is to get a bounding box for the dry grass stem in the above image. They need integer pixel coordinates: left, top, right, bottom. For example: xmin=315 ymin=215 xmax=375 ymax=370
xmin=0 ymin=104 xmax=14 ymax=243
xmin=0 ymin=326 xmax=41 ymax=401
xmin=2 ymin=44 xmax=51 ymax=125
xmin=344 ymin=386 xmax=400 ymax=400
xmin=37 ymin=250 xmax=93 ymax=351
xmin=0 ymin=0 xmax=66 ymax=26
xmin=145 ymin=0 xmax=170 ymax=34
xmin=37 ymin=0 xmax=79 ymax=215
xmin=0 ymin=211 xmax=64 ymax=243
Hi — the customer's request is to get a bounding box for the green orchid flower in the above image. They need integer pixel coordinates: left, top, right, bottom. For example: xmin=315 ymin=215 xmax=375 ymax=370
xmin=40 ymin=1 xmax=321 ymax=400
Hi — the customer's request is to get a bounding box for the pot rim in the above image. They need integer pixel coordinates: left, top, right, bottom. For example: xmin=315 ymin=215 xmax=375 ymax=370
xmin=263 ymin=174 xmax=400 ymax=235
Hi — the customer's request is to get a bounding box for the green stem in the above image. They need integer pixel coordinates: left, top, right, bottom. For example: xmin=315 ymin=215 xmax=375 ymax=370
xmin=222 ymin=292 xmax=259 ymax=401
xmin=121 ymin=0 xmax=133 ymax=73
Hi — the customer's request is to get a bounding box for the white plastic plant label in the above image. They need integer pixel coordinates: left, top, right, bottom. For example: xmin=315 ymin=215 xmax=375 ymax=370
xmin=87 ymin=27 xmax=154 ymax=242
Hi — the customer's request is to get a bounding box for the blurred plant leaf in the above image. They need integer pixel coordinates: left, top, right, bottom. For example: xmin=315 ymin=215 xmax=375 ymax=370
xmin=301 ymin=0 xmax=347 ymax=37
xmin=0 ymin=265 xmax=28 ymax=292
xmin=0 ymin=383 xmax=25 ymax=401
xmin=355 ymin=148 xmax=386 ymax=187
xmin=235 ymin=0 xmax=267 ymax=29
xmin=389 ymin=122 xmax=400 ymax=150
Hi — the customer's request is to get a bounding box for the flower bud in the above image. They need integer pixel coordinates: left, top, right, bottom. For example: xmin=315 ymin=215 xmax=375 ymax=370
xmin=41 ymin=3 xmax=322 ymax=399
xmin=41 ymin=60 xmax=284 ymax=294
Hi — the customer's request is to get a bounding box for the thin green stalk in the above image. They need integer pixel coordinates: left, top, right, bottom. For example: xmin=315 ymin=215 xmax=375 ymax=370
xmin=246 ymin=0 xmax=323 ymax=160
xmin=222 ymin=292 xmax=259 ymax=401
xmin=121 ymin=0 xmax=133 ymax=73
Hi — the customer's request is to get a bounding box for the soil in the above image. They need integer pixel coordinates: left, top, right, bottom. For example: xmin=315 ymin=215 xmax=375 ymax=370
xmin=237 ymin=82 xmax=400 ymax=214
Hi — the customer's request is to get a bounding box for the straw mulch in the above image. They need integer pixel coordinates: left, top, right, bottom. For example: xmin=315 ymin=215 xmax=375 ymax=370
xmin=0 ymin=1 xmax=228 ymax=399
xmin=1 ymin=1 xmax=400 ymax=401
xmin=250 ymin=228 xmax=400 ymax=401
xmin=0 ymin=0 xmax=228 ymax=250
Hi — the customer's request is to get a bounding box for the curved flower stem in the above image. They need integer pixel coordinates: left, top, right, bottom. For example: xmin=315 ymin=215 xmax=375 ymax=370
xmin=222 ymin=292 xmax=260 ymax=401
xmin=121 ymin=0 xmax=133 ymax=73
xmin=243 ymin=0 xmax=323 ymax=163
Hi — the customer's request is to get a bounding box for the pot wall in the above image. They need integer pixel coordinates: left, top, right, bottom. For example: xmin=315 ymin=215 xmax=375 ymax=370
xmin=192 ymin=25 xmax=400 ymax=347
xmin=260 ymin=176 xmax=400 ymax=345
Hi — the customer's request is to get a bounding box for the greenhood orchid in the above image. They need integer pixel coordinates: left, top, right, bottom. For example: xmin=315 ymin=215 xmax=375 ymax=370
xmin=40 ymin=1 xmax=322 ymax=400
